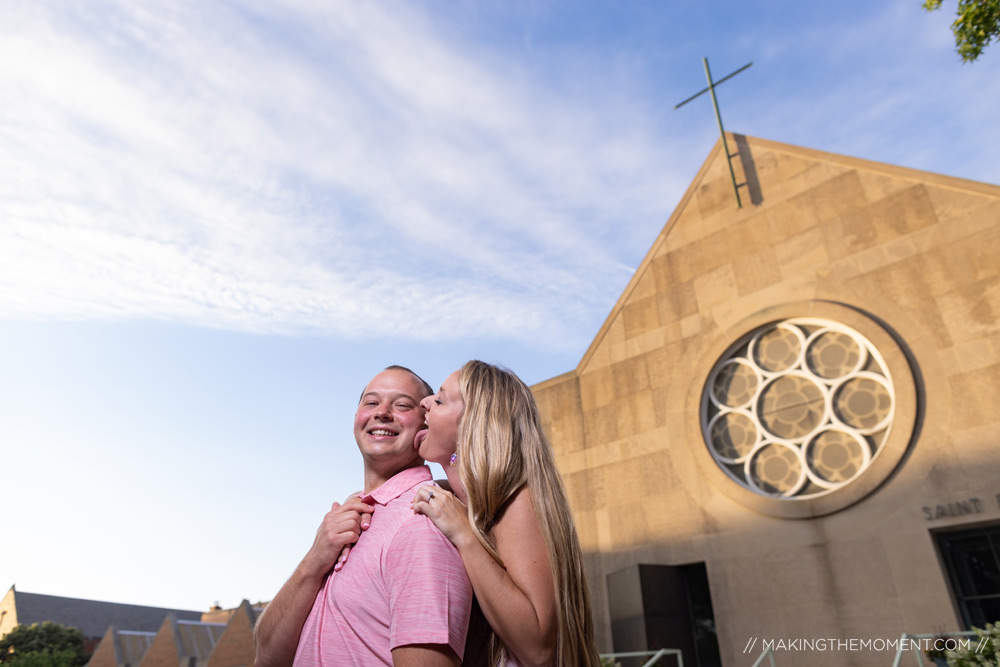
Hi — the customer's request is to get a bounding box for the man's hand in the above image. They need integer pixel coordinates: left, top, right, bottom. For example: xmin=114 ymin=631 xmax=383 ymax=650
xmin=333 ymin=492 xmax=374 ymax=571
xmin=302 ymin=498 xmax=374 ymax=578
xmin=254 ymin=498 xmax=374 ymax=667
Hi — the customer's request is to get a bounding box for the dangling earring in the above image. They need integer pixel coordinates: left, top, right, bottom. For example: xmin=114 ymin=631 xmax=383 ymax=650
xmin=449 ymin=453 xmax=458 ymax=467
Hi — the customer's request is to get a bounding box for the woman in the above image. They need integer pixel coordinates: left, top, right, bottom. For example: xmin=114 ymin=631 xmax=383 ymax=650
xmin=411 ymin=360 xmax=601 ymax=667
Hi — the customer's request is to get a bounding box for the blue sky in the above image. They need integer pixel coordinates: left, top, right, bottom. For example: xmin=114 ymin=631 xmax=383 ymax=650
xmin=2 ymin=0 xmax=998 ymax=612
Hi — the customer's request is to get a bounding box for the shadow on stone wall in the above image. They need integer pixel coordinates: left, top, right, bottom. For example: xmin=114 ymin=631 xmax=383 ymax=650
xmin=733 ymin=133 xmax=763 ymax=206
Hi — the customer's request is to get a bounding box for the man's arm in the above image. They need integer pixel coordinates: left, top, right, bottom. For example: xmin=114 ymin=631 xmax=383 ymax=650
xmin=253 ymin=563 xmax=325 ymax=667
xmin=385 ymin=516 xmax=473 ymax=667
xmin=254 ymin=499 xmax=373 ymax=667
xmin=413 ymin=485 xmax=558 ymax=667
xmin=391 ymin=645 xmax=460 ymax=667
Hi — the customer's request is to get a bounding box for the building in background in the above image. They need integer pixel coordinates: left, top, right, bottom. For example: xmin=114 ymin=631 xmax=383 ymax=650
xmin=0 ymin=586 xmax=204 ymax=652
xmin=1 ymin=587 xmax=260 ymax=667
xmin=124 ymin=614 xmax=225 ymax=667
xmin=83 ymin=602 xmax=259 ymax=667
xmin=203 ymin=602 xmax=259 ymax=667
xmin=531 ymin=135 xmax=1000 ymax=667
xmin=6 ymin=134 xmax=998 ymax=667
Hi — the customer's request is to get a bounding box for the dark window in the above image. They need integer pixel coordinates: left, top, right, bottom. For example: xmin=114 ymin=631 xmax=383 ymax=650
xmin=607 ymin=563 xmax=721 ymax=667
xmin=679 ymin=563 xmax=722 ymax=667
xmin=935 ymin=524 xmax=1000 ymax=628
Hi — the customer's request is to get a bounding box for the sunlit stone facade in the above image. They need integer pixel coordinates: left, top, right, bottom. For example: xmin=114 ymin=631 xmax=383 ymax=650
xmin=532 ymin=135 xmax=1000 ymax=667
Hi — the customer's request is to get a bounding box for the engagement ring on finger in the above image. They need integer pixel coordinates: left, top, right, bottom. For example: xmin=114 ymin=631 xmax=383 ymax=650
xmin=428 ymin=491 xmax=435 ymax=500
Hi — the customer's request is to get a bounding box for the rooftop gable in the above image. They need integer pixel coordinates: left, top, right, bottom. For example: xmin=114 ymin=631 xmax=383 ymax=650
xmin=568 ymin=134 xmax=1000 ymax=378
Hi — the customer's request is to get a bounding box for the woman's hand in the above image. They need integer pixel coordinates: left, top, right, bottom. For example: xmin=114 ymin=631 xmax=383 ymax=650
xmin=411 ymin=484 xmax=475 ymax=550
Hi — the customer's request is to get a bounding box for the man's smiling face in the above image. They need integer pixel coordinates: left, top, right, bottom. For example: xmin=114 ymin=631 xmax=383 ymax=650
xmin=353 ymin=368 xmax=428 ymax=472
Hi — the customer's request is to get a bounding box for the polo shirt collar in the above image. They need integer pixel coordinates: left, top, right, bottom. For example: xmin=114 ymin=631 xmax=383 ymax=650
xmin=362 ymin=465 xmax=432 ymax=505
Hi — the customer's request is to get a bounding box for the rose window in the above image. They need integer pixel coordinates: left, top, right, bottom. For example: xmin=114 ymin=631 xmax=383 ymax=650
xmin=701 ymin=318 xmax=894 ymax=499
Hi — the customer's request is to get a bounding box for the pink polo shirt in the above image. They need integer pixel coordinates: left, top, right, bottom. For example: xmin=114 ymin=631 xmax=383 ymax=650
xmin=293 ymin=466 xmax=473 ymax=667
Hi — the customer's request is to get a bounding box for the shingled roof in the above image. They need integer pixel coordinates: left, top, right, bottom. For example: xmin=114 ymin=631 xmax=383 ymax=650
xmin=2 ymin=586 xmax=203 ymax=640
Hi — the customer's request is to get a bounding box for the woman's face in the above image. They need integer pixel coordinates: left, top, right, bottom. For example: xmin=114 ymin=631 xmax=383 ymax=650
xmin=416 ymin=370 xmax=464 ymax=465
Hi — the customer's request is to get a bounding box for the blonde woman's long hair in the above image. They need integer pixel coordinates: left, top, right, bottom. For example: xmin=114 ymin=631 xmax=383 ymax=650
xmin=457 ymin=360 xmax=601 ymax=667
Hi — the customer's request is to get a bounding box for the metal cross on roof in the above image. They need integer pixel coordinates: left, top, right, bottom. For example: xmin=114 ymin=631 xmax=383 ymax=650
xmin=675 ymin=57 xmax=753 ymax=208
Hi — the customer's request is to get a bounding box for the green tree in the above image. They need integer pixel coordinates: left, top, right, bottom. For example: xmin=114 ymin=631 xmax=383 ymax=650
xmin=4 ymin=650 xmax=82 ymax=667
xmin=0 ymin=623 xmax=89 ymax=667
xmin=924 ymin=0 xmax=1000 ymax=61
xmin=944 ymin=622 xmax=1000 ymax=666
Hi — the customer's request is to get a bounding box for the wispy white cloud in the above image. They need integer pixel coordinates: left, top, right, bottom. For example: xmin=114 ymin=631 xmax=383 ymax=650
xmin=3 ymin=0 xmax=997 ymax=352
xmin=724 ymin=0 xmax=1000 ymax=181
xmin=0 ymin=0 xmax=674 ymax=348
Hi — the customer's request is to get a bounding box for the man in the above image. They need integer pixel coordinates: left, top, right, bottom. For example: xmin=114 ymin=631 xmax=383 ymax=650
xmin=254 ymin=366 xmax=473 ymax=667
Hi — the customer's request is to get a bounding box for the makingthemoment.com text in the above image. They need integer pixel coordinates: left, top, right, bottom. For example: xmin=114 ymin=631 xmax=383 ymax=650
xmin=745 ymin=637 xmax=984 ymax=653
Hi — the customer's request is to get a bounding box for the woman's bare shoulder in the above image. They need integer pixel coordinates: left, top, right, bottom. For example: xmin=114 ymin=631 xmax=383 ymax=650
xmin=492 ymin=486 xmax=548 ymax=565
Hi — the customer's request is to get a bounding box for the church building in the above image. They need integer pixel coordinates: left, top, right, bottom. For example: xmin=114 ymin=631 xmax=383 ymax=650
xmin=531 ymin=135 xmax=1000 ymax=667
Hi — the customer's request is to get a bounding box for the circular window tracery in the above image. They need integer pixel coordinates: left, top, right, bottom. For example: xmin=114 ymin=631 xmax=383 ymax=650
xmin=701 ymin=318 xmax=895 ymax=500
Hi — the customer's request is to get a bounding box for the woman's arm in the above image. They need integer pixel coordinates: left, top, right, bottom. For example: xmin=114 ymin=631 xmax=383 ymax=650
xmin=413 ymin=486 xmax=556 ymax=667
